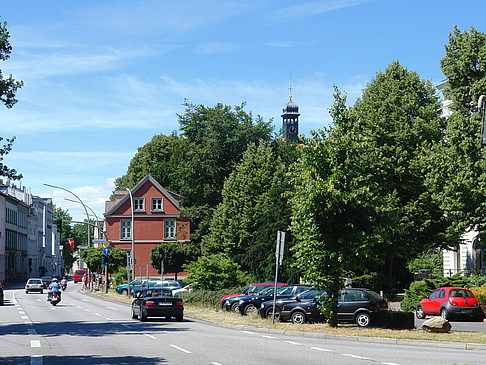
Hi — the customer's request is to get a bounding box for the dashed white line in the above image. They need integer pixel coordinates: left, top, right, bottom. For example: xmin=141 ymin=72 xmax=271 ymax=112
xmin=84 ymin=309 xmax=92 ymax=312
xmin=169 ymin=344 xmax=191 ymax=354
xmin=211 ymin=362 xmax=223 ymax=365
xmin=19 ymin=311 xmax=25 ymax=315
xmin=94 ymin=313 xmax=102 ymax=317
xmin=311 ymin=346 xmax=333 ymax=352
xmin=81 ymin=299 xmax=88 ymax=302
xmin=106 ymin=317 xmax=114 ymax=321
xmin=342 ymin=354 xmax=370 ymax=360
xmin=382 ymin=363 xmax=401 ymax=365
xmin=240 ymin=330 xmax=255 ymax=335
xmin=144 ymin=333 xmax=156 ymax=339
xmin=261 ymin=335 xmax=276 ymax=339
xmin=106 ymin=306 xmax=118 ymax=310
xmin=21 ymin=316 xmax=29 ymax=319
xmin=77 ymin=306 xmax=83 ymax=309
xmin=36 ymin=299 xmax=42 ymax=302
xmin=30 ymin=340 xmax=41 ymax=348
xmin=284 ymin=340 xmax=301 ymax=345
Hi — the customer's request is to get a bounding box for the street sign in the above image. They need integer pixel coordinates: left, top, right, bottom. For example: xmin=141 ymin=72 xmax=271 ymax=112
xmin=102 ymin=247 xmax=111 ymax=255
xmin=276 ymin=231 xmax=285 ymax=265
xmin=103 ymin=241 xmax=110 ymax=248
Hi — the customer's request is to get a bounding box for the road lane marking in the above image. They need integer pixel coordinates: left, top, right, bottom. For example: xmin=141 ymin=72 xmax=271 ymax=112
xmin=30 ymin=340 xmax=41 ymax=348
xmin=261 ymin=335 xmax=276 ymax=339
xmin=84 ymin=309 xmax=92 ymax=312
xmin=36 ymin=299 xmax=41 ymax=302
xmin=240 ymin=330 xmax=255 ymax=335
xmin=382 ymin=363 xmax=401 ymax=365
xmin=30 ymin=355 xmax=42 ymax=365
xmin=81 ymin=299 xmax=88 ymax=302
xmin=144 ymin=333 xmax=156 ymax=339
xmin=106 ymin=317 xmax=114 ymax=320
xmin=28 ymin=329 xmax=37 ymax=335
xmin=284 ymin=340 xmax=301 ymax=345
xmin=106 ymin=306 xmax=118 ymax=310
xmin=311 ymin=347 xmax=332 ymax=352
xmin=94 ymin=313 xmax=102 ymax=316
xmin=342 ymin=354 xmax=370 ymax=360
xmin=169 ymin=344 xmax=191 ymax=354
xmin=19 ymin=311 xmax=26 ymax=314
xmin=21 ymin=316 xmax=29 ymax=319
xmin=211 ymin=362 xmax=223 ymax=365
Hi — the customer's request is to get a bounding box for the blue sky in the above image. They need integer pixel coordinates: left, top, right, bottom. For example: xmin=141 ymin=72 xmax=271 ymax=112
xmin=0 ymin=0 xmax=484 ymax=222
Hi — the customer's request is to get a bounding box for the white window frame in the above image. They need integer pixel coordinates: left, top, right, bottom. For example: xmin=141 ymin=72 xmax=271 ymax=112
xmin=120 ymin=219 xmax=132 ymax=240
xmin=164 ymin=219 xmax=176 ymax=240
xmin=151 ymin=197 xmax=163 ymax=212
xmin=133 ymin=198 xmax=145 ymax=211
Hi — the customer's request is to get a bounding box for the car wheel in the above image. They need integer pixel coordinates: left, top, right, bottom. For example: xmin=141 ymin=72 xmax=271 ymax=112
xmin=441 ymin=308 xmax=449 ymax=320
xmin=131 ymin=306 xmax=137 ymax=319
xmin=139 ymin=306 xmax=147 ymax=321
xmin=291 ymin=311 xmax=306 ymax=324
xmin=230 ymin=302 xmax=239 ymax=312
xmin=121 ymin=289 xmax=128 ymax=295
xmin=40 ymin=290 xmax=43 ymax=294
xmin=26 ymin=291 xmax=29 ymax=294
xmin=416 ymin=305 xmax=426 ymax=319
xmin=220 ymin=300 xmax=228 ymax=310
xmin=356 ymin=312 xmax=371 ymax=327
xmin=243 ymin=303 xmax=258 ymax=316
xmin=265 ymin=307 xmax=281 ymax=320
xmin=175 ymin=315 xmax=183 ymax=322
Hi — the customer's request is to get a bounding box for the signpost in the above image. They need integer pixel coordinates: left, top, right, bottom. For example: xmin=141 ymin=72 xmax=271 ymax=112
xmin=102 ymin=246 xmax=110 ymax=293
xmin=272 ymin=231 xmax=285 ymax=324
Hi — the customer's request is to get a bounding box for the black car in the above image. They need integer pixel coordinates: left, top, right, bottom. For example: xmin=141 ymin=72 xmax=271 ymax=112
xmin=258 ymin=288 xmax=320 ymax=320
xmin=0 ymin=281 xmax=4 ymax=306
xmin=131 ymin=288 xmax=183 ymax=322
xmin=236 ymin=284 xmax=312 ymax=316
xmin=280 ymin=288 xmax=388 ymax=327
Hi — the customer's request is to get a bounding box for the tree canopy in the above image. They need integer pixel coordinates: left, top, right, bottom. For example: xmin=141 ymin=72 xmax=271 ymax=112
xmin=150 ymin=242 xmax=196 ymax=281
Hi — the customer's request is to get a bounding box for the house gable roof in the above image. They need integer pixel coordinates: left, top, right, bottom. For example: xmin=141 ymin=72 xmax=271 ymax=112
xmin=104 ymin=174 xmax=181 ymax=217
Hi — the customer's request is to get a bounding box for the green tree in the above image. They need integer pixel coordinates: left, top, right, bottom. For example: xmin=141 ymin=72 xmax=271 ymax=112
xmin=202 ymin=142 xmax=296 ymax=282
xmin=349 ymin=61 xmax=447 ymax=292
xmin=183 ymin=253 xmax=250 ymax=290
xmin=150 ymin=242 xmax=196 ymax=281
xmin=53 ymin=206 xmax=76 ymax=271
xmin=72 ymin=219 xmax=95 ymax=249
xmin=425 ymin=26 xmax=486 ymax=243
xmin=290 ymin=88 xmax=374 ymax=327
xmin=80 ymin=246 xmax=126 ymax=274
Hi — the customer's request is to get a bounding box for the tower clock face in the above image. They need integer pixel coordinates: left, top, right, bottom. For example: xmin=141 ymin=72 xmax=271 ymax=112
xmin=289 ymin=125 xmax=296 ymax=134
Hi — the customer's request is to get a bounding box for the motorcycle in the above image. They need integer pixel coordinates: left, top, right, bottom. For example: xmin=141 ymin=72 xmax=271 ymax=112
xmin=49 ymin=292 xmax=61 ymax=306
xmin=61 ymin=283 xmax=67 ymax=291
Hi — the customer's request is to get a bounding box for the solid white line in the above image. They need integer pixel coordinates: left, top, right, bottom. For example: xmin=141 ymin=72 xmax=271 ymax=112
xmin=30 ymin=340 xmax=41 ymax=348
xmin=30 ymin=355 xmax=43 ymax=365
xmin=261 ymin=335 xmax=276 ymax=339
xmin=311 ymin=346 xmax=332 ymax=352
xmin=144 ymin=333 xmax=156 ymax=339
xmin=240 ymin=330 xmax=255 ymax=335
xmin=284 ymin=340 xmax=301 ymax=345
xmin=342 ymin=354 xmax=370 ymax=360
xmin=28 ymin=329 xmax=37 ymax=335
xmin=169 ymin=344 xmax=191 ymax=354
xmin=21 ymin=316 xmax=29 ymax=319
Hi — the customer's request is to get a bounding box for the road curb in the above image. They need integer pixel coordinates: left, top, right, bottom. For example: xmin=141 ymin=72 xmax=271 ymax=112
xmin=79 ymin=289 xmax=486 ymax=351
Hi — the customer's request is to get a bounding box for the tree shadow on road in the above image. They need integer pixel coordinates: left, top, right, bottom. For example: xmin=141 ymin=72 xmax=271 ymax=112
xmin=0 ymin=355 xmax=168 ymax=364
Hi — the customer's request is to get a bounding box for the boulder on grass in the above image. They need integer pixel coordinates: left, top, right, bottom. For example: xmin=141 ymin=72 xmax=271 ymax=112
xmin=421 ymin=317 xmax=451 ymax=333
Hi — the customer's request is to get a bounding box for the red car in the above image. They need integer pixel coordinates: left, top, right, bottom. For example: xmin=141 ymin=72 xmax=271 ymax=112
xmin=416 ymin=287 xmax=484 ymax=321
xmin=74 ymin=269 xmax=87 ymax=283
xmin=219 ymin=282 xmax=287 ymax=309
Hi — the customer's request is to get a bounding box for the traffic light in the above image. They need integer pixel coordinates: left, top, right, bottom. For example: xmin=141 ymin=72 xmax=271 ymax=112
xmin=56 ymin=219 xmax=62 ymax=233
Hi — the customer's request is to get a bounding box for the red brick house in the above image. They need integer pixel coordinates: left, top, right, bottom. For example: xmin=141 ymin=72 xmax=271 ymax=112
xmin=104 ymin=174 xmax=190 ymax=277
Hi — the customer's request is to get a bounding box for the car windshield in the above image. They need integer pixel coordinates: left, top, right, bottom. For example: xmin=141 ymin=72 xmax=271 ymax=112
xmin=298 ymin=289 xmax=324 ymax=300
xmin=28 ymin=279 xmax=42 ymax=284
xmin=140 ymin=289 xmax=172 ymax=298
xmin=277 ymin=286 xmax=294 ymax=295
xmin=450 ymin=289 xmax=474 ymax=298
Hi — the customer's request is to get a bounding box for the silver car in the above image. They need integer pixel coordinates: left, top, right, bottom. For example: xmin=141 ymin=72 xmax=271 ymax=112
xmin=26 ymin=278 xmax=44 ymax=294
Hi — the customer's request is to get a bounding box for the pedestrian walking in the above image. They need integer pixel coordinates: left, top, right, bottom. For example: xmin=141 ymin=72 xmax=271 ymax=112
xmin=82 ymin=273 xmax=87 ymax=291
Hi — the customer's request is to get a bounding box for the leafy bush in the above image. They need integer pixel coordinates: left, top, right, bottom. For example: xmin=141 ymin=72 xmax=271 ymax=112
xmin=470 ymin=287 xmax=486 ymax=313
xmin=112 ymin=267 xmax=127 ymax=286
xmin=407 ymin=250 xmax=443 ymax=277
xmin=400 ymin=274 xmax=471 ymax=311
xmin=180 ymin=287 xmax=245 ymax=307
xmin=469 ymin=274 xmax=486 ymax=287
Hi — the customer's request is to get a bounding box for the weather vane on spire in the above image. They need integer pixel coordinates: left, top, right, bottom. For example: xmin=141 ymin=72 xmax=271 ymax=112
xmin=288 ymin=74 xmax=293 ymax=101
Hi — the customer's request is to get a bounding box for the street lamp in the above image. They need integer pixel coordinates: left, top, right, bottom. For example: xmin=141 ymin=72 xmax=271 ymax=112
xmin=44 ymin=183 xmax=91 ymax=247
xmin=126 ymin=187 xmax=135 ymax=297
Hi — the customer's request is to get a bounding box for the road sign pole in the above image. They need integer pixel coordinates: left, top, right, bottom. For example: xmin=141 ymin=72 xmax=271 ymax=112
xmin=272 ymin=231 xmax=285 ymax=324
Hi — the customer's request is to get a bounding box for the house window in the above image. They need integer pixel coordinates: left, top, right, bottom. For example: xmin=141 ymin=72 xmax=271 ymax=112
xmin=151 ymin=198 xmax=163 ymax=211
xmin=133 ymin=198 xmax=145 ymax=211
xmin=164 ymin=219 xmax=176 ymax=240
xmin=121 ymin=219 xmax=132 ymax=240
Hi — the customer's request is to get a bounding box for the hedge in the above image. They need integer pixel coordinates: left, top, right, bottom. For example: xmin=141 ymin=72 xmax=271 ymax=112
xmin=180 ymin=286 xmax=245 ymax=308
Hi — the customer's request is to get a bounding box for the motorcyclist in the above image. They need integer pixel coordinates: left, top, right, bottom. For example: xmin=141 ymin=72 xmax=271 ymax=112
xmin=47 ymin=278 xmax=61 ymax=301
xmin=61 ymin=277 xmax=67 ymax=288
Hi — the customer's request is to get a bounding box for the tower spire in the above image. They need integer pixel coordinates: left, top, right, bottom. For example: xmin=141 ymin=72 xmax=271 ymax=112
xmin=288 ymin=74 xmax=293 ymax=101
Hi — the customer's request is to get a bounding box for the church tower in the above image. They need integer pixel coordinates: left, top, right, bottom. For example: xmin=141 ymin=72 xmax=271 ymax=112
xmin=281 ymin=81 xmax=300 ymax=143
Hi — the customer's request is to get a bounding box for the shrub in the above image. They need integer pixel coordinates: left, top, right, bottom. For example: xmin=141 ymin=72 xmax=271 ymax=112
xmin=400 ymin=274 xmax=471 ymax=311
xmin=112 ymin=267 xmax=127 ymax=286
xmin=470 ymin=287 xmax=486 ymax=313
xmin=180 ymin=286 xmax=245 ymax=307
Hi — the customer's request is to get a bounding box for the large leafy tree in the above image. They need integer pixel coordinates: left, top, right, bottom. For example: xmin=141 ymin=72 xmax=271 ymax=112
xmin=80 ymin=246 xmax=127 ymax=274
xmin=150 ymin=242 xmax=196 ymax=281
xmin=349 ymin=61 xmax=447 ymax=291
xmin=0 ymin=17 xmax=23 ymax=180
xmin=425 ymin=26 xmax=486 ymax=242
xmin=202 ymin=142 xmax=297 ymax=282
xmin=290 ymin=88 xmax=374 ymax=327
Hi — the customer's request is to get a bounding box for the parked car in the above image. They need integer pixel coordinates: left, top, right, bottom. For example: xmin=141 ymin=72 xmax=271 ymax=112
xmin=279 ymin=288 xmax=388 ymax=327
xmin=25 ymin=278 xmax=44 ymax=294
xmin=0 ymin=281 xmax=4 ymax=306
xmin=172 ymin=283 xmax=194 ymax=298
xmin=236 ymin=284 xmax=312 ymax=315
xmin=116 ymin=279 xmax=145 ymax=295
xmin=130 ymin=280 xmax=182 ymax=295
xmin=219 ymin=282 xmax=287 ymax=310
xmin=40 ymin=276 xmax=52 ymax=289
xmin=73 ymin=269 xmax=87 ymax=283
xmin=259 ymin=288 xmax=324 ymax=321
xmin=416 ymin=287 xmax=484 ymax=321
xmin=131 ymin=288 xmax=183 ymax=321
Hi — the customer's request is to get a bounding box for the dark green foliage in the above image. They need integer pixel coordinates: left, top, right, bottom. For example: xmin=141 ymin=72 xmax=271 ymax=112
xmin=80 ymin=246 xmax=127 ymax=274
xmin=407 ymin=250 xmax=443 ymax=277
xmin=0 ymin=17 xmax=23 ymax=109
xmin=112 ymin=267 xmax=127 ymax=286
xmin=400 ymin=275 xmax=472 ymax=311
xmin=150 ymin=242 xmax=196 ymax=280
xmin=180 ymin=287 xmax=245 ymax=308
xmin=183 ymin=253 xmax=250 ymax=290
xmin=352 ymin=272 xmax=386 ymax=292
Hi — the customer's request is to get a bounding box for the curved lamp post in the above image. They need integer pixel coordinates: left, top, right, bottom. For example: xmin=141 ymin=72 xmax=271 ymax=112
xmin=64 ymin=198 xmax=105 ymax=240
xmin=44 ymin=183 xmax=91 ymax=247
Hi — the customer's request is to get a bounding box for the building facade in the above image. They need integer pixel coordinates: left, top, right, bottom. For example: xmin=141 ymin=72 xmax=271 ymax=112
xmin=104 ymin=174 xmax=190 ymax=277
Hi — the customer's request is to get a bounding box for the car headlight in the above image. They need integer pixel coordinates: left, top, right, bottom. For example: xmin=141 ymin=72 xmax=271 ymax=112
xmin=260 ymin=304 xmax=264 ymax=308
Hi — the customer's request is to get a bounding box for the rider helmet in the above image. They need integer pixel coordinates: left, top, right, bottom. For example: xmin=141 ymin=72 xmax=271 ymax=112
xmin=52 ymin=278 xmax=58 ymax=282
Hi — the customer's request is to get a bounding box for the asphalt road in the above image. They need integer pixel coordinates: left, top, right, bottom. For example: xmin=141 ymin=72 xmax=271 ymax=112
xmin=1 ymin=283 xmax=486 ymax=365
